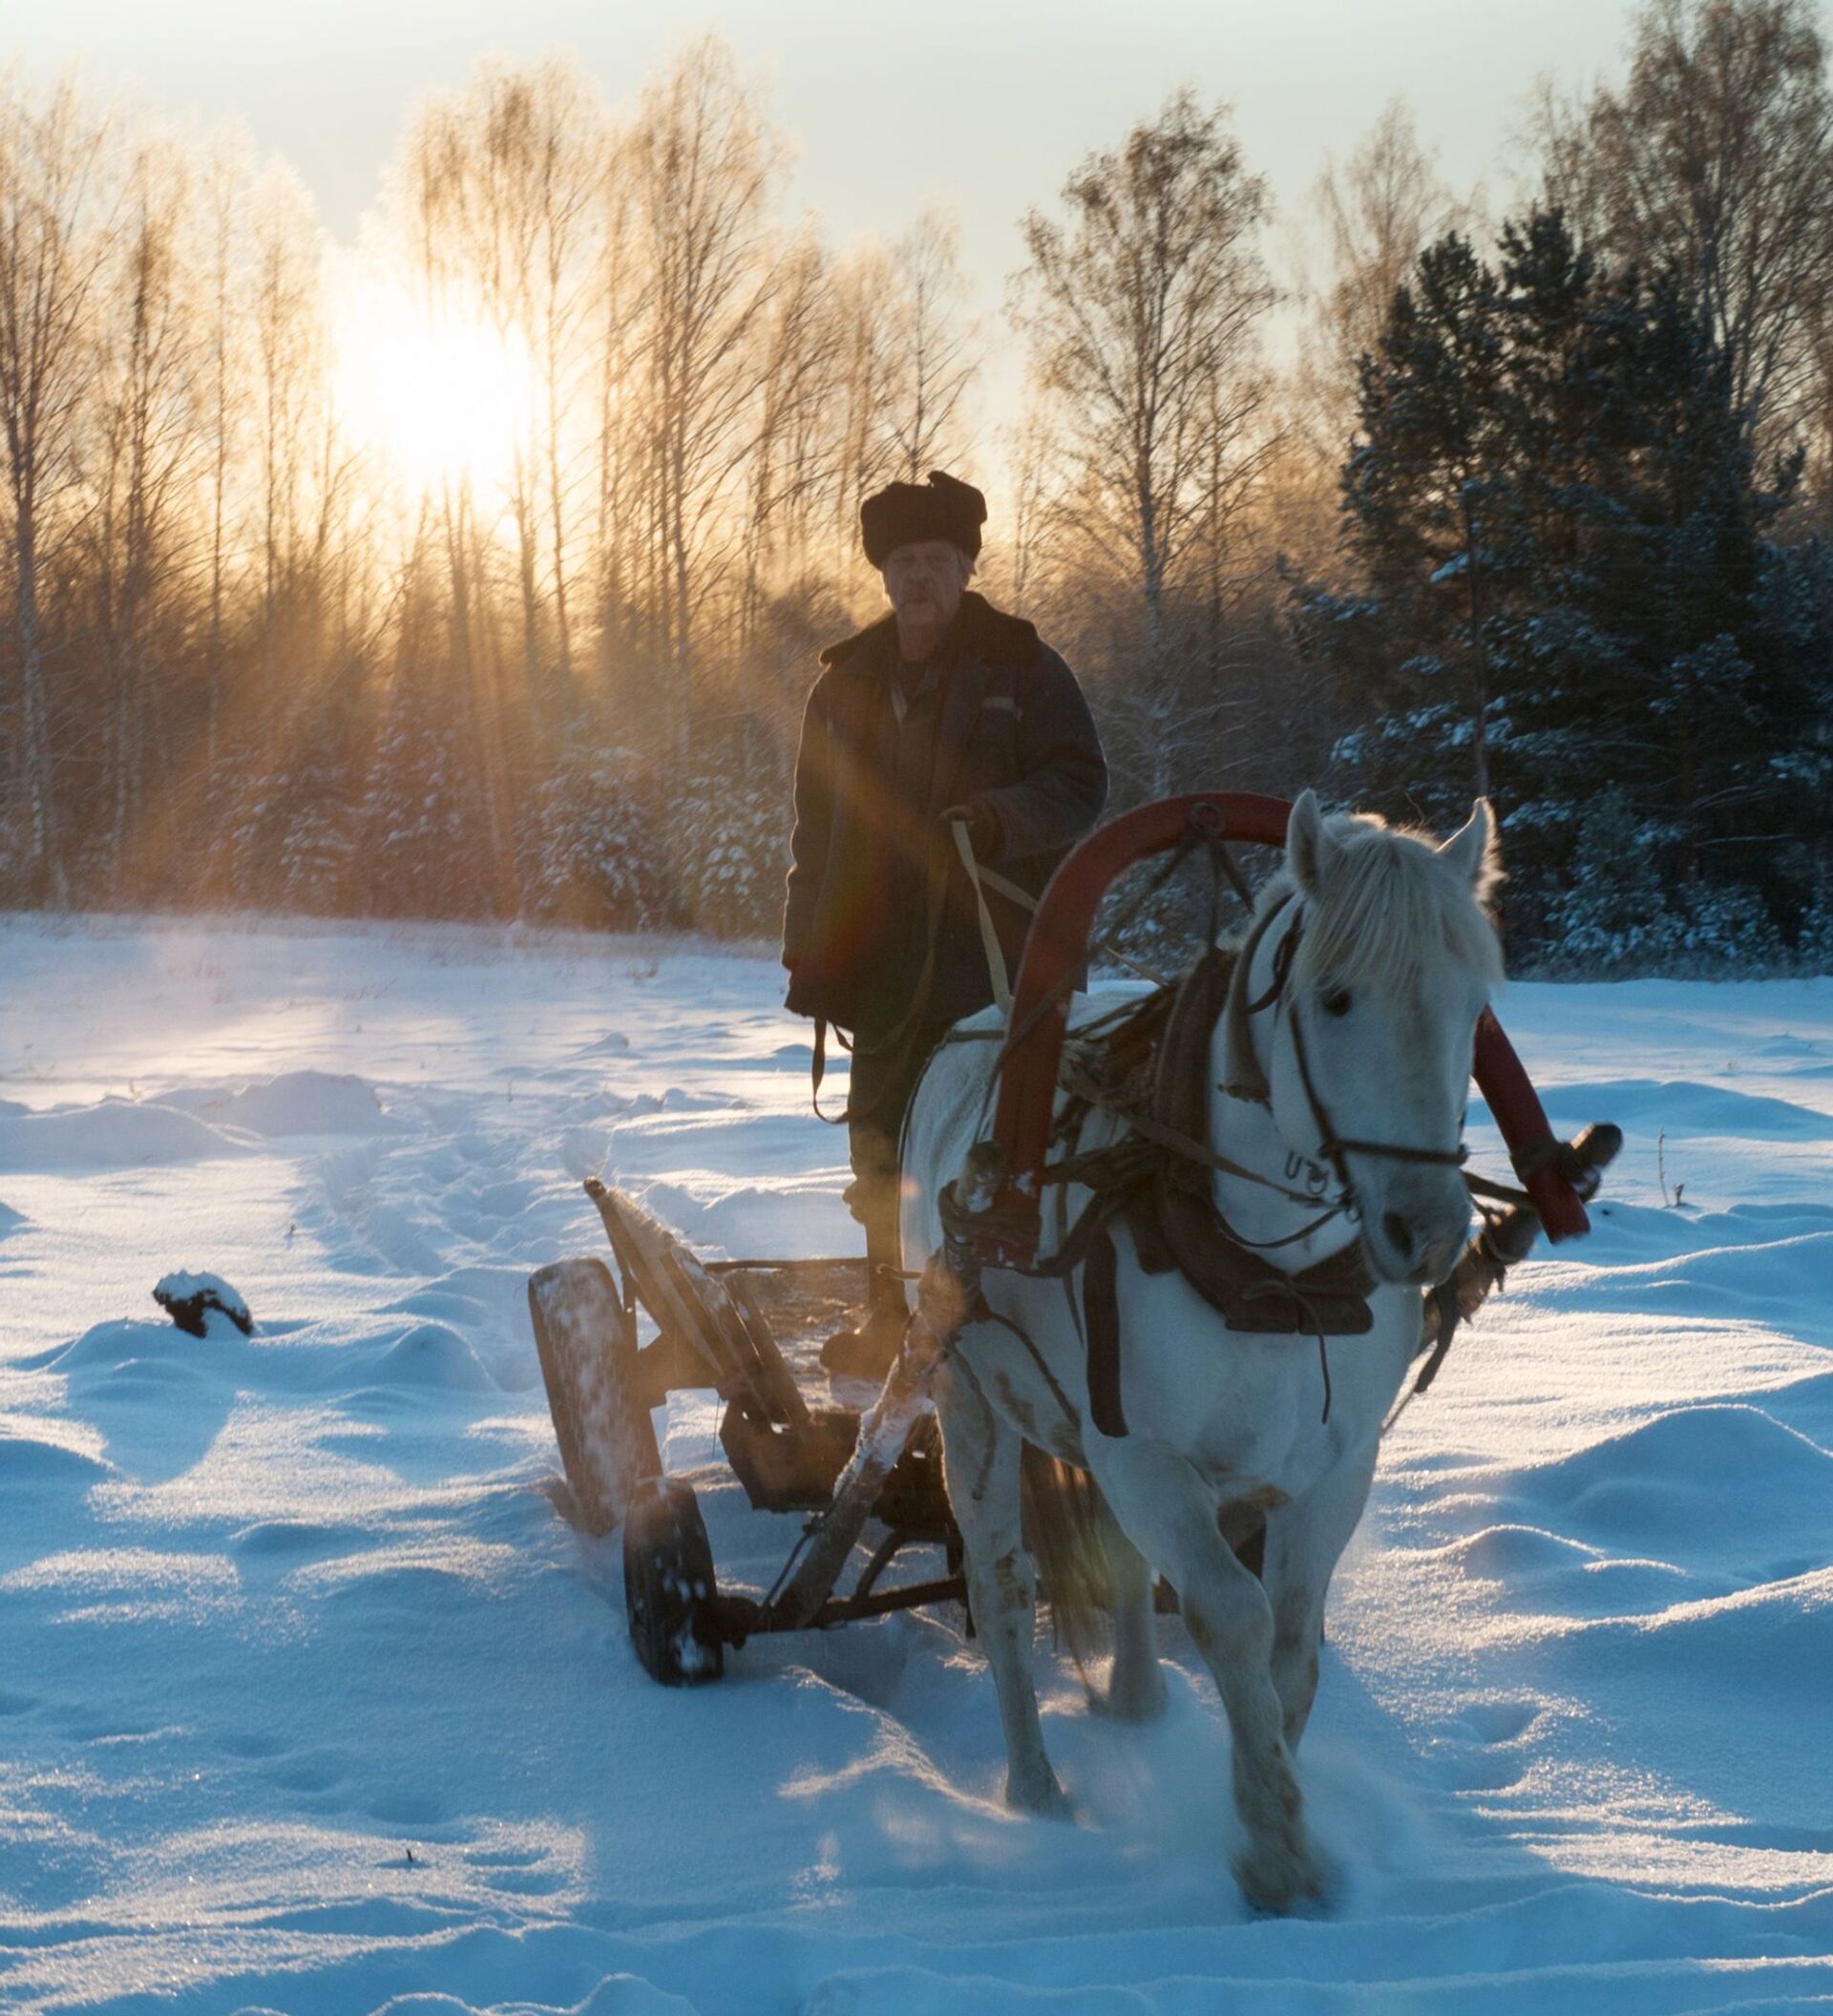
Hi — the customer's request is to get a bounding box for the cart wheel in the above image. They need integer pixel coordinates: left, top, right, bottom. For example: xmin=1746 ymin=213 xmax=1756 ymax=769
xmin=623 ymin=1478 xmax=725 ymax=1686
xmin=528 ymin=1257 xmax=661 ymax=1536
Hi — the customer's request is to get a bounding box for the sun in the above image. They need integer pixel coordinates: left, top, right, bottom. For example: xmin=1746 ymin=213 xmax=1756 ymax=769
xmin=331 ymin=278 xmax=537 ymax=499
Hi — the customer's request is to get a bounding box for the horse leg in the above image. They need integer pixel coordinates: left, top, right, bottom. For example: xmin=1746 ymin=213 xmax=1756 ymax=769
xmin=936 ymin=1358 xmax=1072 ymax=1818
xmin=1094 ymin=1440 xmax=1323 ymax=1911
xmin=1100 ymin=1514 xmax=1167 ymax=1724
xmin=1263 ymin=1446 xmax=1380 ymax=1753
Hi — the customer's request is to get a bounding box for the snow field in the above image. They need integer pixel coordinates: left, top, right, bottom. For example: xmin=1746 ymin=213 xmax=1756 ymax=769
xmin=0 ymin=915 xmax=1829 ymax=2013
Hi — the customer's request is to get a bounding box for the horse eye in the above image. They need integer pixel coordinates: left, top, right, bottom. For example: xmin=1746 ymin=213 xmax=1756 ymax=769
xmin=1320 ymin=987 xmax=1353 ymax=1018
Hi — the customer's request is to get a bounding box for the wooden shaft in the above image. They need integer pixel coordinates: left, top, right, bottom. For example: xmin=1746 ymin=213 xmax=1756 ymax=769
xmin=769 ymin=1316 xmax=946 ymax=1630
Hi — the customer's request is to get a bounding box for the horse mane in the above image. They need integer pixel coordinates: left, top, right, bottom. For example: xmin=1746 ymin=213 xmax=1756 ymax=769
xmin=1261 ymin=810 xmax=1504 ymax=995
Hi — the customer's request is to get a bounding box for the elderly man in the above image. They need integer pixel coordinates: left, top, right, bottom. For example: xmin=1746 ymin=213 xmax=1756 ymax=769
xmin=782 ymin=470 xmax=1106 ymax=1370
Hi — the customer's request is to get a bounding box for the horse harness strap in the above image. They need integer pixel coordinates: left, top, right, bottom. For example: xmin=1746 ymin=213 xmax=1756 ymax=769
xmin=1008 ymin=943 xmax=1377 ymax=1438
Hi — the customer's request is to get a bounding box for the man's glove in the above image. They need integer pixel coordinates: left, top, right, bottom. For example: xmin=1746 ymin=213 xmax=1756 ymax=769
xmin=940 ymin=801 xmax=1002 ymax=863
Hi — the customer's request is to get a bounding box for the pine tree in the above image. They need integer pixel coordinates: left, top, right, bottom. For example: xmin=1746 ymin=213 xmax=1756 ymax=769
xmin=1297 ymin=233 xmax=1511 ymax=823
xmin=1294 ymin=206 xmax=1832 ymax=968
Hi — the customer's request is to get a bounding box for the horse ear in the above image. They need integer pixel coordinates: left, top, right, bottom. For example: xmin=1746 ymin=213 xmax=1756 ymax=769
xmin=1286 ymin=788 xmax=1338 ymax=895
xmin=1439 ymin=799 xmax=1502 ymax=896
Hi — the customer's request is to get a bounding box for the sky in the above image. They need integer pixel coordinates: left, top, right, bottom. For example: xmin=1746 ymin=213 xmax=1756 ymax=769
xmin=11 ymin=0 xmax=1830 ymax=421
xmin=10 ymin=1 xmax=1650 ymax=262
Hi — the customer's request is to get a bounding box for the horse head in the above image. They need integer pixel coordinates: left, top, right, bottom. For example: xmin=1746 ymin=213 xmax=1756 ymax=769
xmin=1226 ymin=789 xmax=1504 ymax=1288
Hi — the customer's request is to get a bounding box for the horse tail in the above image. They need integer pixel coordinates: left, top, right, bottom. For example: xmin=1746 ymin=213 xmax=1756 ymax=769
xmin=1019 ymin=1442 xmax=1113 ymax=1675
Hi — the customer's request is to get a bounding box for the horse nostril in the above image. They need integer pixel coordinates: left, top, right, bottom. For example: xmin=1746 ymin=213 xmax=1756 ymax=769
xmin=1382 ymin=1210 xmax=1414 ymax=1261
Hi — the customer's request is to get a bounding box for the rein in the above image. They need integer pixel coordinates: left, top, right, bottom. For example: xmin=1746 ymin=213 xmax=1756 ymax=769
xmin=991 ymin=886 xmax=1485 ymax=1438
xmin=983 ymin=930 xmax=1379 ymax=1438
xmin=1023 ymin=878 xmax=1463 ymax=1256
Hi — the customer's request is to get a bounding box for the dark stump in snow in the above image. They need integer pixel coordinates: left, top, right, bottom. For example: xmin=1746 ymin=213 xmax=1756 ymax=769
xmin=153 ymin=1271 xmax=254 ymax=1337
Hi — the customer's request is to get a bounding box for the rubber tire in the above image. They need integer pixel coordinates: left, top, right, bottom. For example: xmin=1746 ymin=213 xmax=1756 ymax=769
xmin=623 ymin=1477 xmax=725 ymax=1686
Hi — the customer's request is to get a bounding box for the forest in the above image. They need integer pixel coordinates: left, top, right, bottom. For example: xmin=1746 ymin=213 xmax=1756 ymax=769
xmin=2 ymin=0 xmax=1830 ymax=972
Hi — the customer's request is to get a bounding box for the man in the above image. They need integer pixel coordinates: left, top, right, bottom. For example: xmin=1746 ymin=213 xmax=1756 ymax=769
xmin=782 ymin=470 xmax=1106 ymax=1371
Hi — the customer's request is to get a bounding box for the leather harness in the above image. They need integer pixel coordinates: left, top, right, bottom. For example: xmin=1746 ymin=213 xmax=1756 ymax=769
xmin=1013 ymin=935 xmax=1380 ymax=1438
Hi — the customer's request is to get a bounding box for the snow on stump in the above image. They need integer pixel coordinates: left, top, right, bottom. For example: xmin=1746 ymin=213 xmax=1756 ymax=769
xmin=153 ymin=1270 xmax=254 ymax=1338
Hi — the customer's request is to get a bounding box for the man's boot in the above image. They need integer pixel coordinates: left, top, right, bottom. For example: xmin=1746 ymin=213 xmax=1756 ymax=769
xmin=821 ymin=1257 xmax=909 ymax=1379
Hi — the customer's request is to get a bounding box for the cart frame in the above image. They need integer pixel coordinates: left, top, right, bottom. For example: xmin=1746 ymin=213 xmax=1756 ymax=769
xmin=528 ymin=1179 xmax=962 ymax=1684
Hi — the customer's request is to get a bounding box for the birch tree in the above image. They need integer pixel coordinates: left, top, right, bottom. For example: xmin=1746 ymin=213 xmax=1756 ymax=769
xmin=627 ymin=36 xmax=786 ymax=757
xmin=1296 ymin=100 xmax=1465 ymax=461
xmin=93 ymin=136 xmax=203 ymax=884
xmin=888 ymin=207 xmax=978 ymax=481
xmin=830 ymin=239 xmax=903 ymax=544
xmin=0 ymin=74 xmax=116 ymax=901
xmin=197 ymin=123 xmax=255 ymax=774
xmin=406 ymin=60 xmax=604 ymax=704
xmin=1534 ymin=0 xmax=1833 ymax=445
xmin=1012 ymin=92 xmax=1276 ymax=796
xmin=740 ymin=226 xmax=837 ymax=662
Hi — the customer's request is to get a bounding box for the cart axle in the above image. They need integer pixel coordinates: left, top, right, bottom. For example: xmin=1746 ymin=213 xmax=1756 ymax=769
xmin=708 ymin=1572 xmax=970 ymax=1648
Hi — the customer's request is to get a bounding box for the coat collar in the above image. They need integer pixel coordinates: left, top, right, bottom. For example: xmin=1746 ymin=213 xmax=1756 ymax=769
xmin=819 ymin=591 xmax=1041 ymax=672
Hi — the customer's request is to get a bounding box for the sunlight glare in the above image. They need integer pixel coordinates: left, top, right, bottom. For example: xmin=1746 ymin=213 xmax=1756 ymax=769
xmin=332 ymin=281 xmax=537 ymax=498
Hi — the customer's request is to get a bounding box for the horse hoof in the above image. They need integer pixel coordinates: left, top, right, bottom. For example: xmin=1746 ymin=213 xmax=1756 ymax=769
xmin=1006 ymin=1769 xmax=1075 ymax=1822
xmin=1094 ymin=1674 xmax=1168 ymax=1725
xmin=1233 ymin=1838 xmax=1326 ymax=1916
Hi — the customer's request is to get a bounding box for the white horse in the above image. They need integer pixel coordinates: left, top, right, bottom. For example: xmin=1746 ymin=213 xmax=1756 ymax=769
xmin=901 ymin=789 xmax=1503 ymax=1910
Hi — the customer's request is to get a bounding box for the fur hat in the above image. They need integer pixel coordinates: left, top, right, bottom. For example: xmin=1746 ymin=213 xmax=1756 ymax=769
xmin=860 ymin=470 xmax=986 ymax=568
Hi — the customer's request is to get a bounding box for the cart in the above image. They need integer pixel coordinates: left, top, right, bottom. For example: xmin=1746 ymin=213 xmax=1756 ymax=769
xmin=528 ymin=1178 xmax=961 ymax=1686
xmin=527 ymin=792 xmax=1619 ymax=1690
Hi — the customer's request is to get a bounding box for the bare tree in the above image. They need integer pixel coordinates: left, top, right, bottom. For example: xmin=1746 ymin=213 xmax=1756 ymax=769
xmin=406 ymin=59 xmax=605 ymax=702
xmin=518 ymin=64 xmax=605 ymax=696
xmin=92 ymin=132 xmax=203 ymax=884
xmin=386 ymin=104 xmax=523 ymax=902
xmin=593 ymin=117 xmax=645 ymax=686
xmin=997 ymin=403 xmax=1054 ymax=612
xmin=627 ymin=36 xmax=787 ymax=758
xmin=1294 ymin=100 xmax=1466 ymax=461
xmin=0 ymin=73 xmax=116 ymax=901
xmin=1012 ymin=91 xmax=1276 ymax=796
xmin=1534 ymin=0 xmax=1833 ymax=443
xmin=197 ymin=122 xmax=255 ymax=773
xmin=829 ymin=238 xmax=903 ymax=544
xmin=824 ymin=215 xmax=980 ymax=538
xmin=740 ymin=225 xmax=837 ymax=662
xmin=888 ymin=207 xmax=978 ymax=481
xmin=249 ymin=158 xmax=327 ymax=673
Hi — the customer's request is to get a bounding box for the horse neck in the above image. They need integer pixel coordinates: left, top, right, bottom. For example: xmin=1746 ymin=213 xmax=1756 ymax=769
xmin=1210 ymin=895 xmax=1361 ymax=1270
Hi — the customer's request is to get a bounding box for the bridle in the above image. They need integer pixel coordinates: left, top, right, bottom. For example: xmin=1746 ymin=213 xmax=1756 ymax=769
xmin=1233 ymin=890 xmax=1470 ymax=1228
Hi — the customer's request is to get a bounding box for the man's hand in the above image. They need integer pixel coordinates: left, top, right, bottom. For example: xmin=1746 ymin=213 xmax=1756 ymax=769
xmin=940 ymin=801 xmax=1001 ymax=863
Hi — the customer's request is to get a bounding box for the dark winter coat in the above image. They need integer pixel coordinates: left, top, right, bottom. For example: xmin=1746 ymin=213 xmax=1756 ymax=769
xmin=782 ymin=591 xmax=1106 ymax=1035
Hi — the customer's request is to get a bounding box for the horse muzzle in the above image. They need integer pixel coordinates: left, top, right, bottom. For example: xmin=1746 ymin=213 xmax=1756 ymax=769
xmin=1368 ymin=1197 xmax=1471 ymax=1287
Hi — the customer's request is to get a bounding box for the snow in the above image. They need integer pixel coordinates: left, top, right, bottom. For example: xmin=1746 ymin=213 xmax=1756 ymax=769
xmin=0 ymin=912 xmax=1829 ymax=2015
xmin=0 ymin=1097 xmax=255 ymax=1171
xmin=160 ymin=1070 xmax=397 ymax=1138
